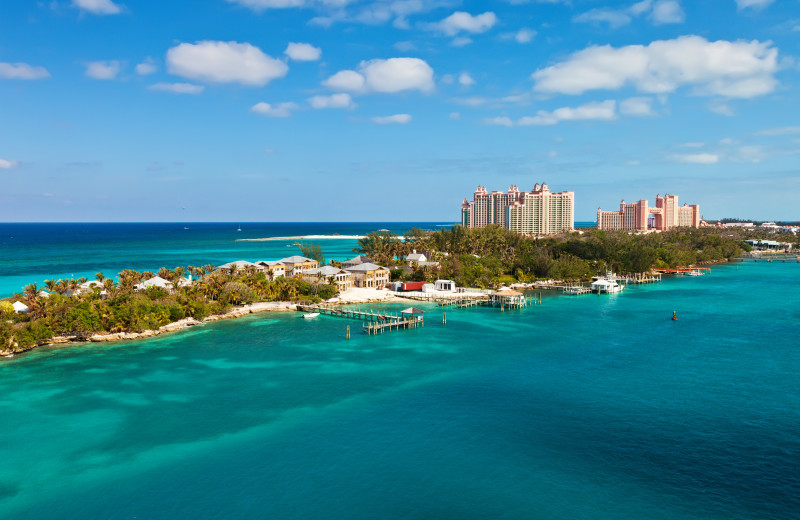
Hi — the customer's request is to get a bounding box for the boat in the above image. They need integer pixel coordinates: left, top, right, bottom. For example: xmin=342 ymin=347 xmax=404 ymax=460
xmin=302 ymin=312 xmax=320 ymax=319
xmin=237 ymin=225 xmax=242 ymax=232
xmin=591 ymin=271 xmax=624 ymax=294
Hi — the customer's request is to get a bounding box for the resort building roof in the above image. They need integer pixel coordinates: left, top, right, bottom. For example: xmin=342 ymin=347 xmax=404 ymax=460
xmin=343 ymin=263 xmax=388 ymax=272
xmin=305 ymin=266 xmax=345 ymax=276
xmin=343 ymin=255 xmax=372 ymax=265
xmin=217 ymin=260 xmax=259 ymax=270
xmin=135 ymin=276 xmax=173 ymax=290
xmin=256 ymin=260 xmax=285 ymax=267
xmin=12 ymin=301 xmax=29 ymax=313
xmin=278 ymin=256 xmax=315 ymax=264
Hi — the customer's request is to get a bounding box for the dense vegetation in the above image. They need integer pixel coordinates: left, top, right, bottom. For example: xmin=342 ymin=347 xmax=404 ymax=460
xmin=357 ymin=225 xmax=749 ymax=289
xmin=1 ymin=266 xmax=335 ymax=353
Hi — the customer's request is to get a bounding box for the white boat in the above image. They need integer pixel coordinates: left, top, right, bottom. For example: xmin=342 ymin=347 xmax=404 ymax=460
xmin=302 ymin=312 xmax=320 ymax=319
xmin=591 ymin=272 xmax=624 ymax=294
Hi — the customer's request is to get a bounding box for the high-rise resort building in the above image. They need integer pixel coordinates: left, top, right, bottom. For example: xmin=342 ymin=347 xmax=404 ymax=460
xmin=597 ymin=194 xmax=700 ymax=231
xmin=460 ymin=183 xmax=575 ymax=235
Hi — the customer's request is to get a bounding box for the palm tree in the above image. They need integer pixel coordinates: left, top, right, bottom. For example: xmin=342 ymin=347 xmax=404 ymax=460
xmin=23 ymin=283 xmax=39 ymax=304
xmin=44 ymin=279 xmax=58 ymax=293
xmin=95 ymin=272 xmax=105 ymax=282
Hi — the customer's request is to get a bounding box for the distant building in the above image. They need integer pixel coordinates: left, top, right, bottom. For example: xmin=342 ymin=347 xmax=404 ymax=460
xmin=278 ymin=256 xmax=320 ymax=278
xmin=597 ymin=194 xmax=700 ymax=231
xmin=341 ymin=255 xmax=372 ymax=269
xmin=461 ymin=183 xmax=575 ymax=235
xmin=343 ymin=263 xmax=390 ymax=289
xmin=302 ymin=266 xmax=354 ymax=293
xmin=255 ymin=261 xmax=286 ymax=279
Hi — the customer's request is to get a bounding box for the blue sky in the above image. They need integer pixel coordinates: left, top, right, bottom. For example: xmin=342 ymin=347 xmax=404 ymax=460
xmin=1 ymin=0 xmax=798 ymax=222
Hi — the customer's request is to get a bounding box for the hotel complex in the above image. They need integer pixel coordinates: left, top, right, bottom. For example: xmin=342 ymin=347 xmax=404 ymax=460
xmin=461 ymin=183 xmax=575 ymax=235
xmin=597 ymin=194 xmax=700 ymax=231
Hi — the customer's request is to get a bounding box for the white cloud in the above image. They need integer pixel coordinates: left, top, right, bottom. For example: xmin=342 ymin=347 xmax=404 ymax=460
xmin=226 ymin=0 xmax=314 ymax=10
xmin=575 ymin=0 xmax=684 ymax=28
xmin=755 ymin=126 xmax=800 ymax=136
xmin=0 ymin=62 xmax=50 ymax=80
xmin=72 ymin=0 xmax=122 ymax=15
xmin=709 ymin=100 xmax=735 ymax=116
xmin=432 ymin=11 xmax=498 ymax=36
xmin=485 ymin=100 xmax=617 ymax=126
xmin=532 ymin=36 xmax=779 ymax=99
xmin=250 ymin=101 xmax=298 ymax=117
xmin=323 ymin=57 xmax=434 ymax=94
xmin=85 ymin=60 xmax=121 ymax=80
xmin=451 ymin=37 xmax=473 ymax=47
xmin=736 ymin=0 xmax=774 ymax=10
xmin=135 ymin=58 xmax=157 ymax=76
xmin=371 ymin=114 xmax=412 ymax=124
xmin=284 ymin=42 xmax=322 ymax=61
xmin=736 ymin=145 xmax=766 ymax=163
xmin=148 ymin=82 xmax=205 ymax=95
xmin=483 ymin=116 xmax=514 ymax=127
xmin=309 ymin=93 xmax=355 ymax=109
xmin=620 ymin=96 xmax=655 ymax=116
xmin=650 ymin=0 xmax=684 ymax=24
xmin=680 ymin=141 xmax=706 ymax=148
xmin=519 ymin=100 xmax=617 ymax=125
xmin=167 ymin=41 xmax=288 ymax=86
xmin=449 ymin=112 xmax=461 ymax=120
xmin=672 ymin=152 xmax=719 ymax=163
xmin=515 ymin=28 xmax=536 ymax=43
xmin=459 ymin=72 xmax=475 ymax=86
xmin=0 ymin=158 xmax=18 ymax=169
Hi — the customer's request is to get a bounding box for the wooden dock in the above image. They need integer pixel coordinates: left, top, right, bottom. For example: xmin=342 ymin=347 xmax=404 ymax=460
xmin=297 ymin=304 xmax=424 ymax=335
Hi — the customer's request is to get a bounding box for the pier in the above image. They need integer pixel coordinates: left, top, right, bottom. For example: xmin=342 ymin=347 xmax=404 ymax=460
xmin=296 ymin=304 xmax=424 ymax=335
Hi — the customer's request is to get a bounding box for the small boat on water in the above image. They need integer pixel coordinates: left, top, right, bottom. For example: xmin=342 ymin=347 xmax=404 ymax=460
xmin=302 ymin=312 xmax=320 ymax=319
xmin=591 ymin=272 xmax=624 ymax=294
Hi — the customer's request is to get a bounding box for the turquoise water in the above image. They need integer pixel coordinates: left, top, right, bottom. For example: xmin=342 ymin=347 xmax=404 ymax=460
xmin=1 ymin=260 xmax=798 ymax=519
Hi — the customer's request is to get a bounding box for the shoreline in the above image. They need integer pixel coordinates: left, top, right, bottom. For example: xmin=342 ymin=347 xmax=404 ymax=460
xmin=1 ymin=293 xmax=420 ymax=359
xmin=236 ymin=234 xmax=365 ymax=242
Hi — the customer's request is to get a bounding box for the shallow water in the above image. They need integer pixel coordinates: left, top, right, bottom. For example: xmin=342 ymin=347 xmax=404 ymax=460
xmin=1 ymin=261 xmax=797 ymax=519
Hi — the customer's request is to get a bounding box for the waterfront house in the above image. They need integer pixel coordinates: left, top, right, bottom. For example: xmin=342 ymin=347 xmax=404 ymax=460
xmin=255 ymin=261 xmax=286 ymax=279
xmin=76 ymin=280 xmax=106 ymax=295
xmin=302 ymin=266 xmax=354 ymax=293
xmin=279 ymin=256 xmax=320 ymax=278
xmin=134 ymin=276 xmax=174 ymax=292
xmin=216 ymin=260 xmax=261 ymax=274
xmin=343 ymin=263 xmax=390 ymax=288
xmin=434 ymin=280 xmax=457 ymax=292
xmin=12 ymin=301 xmax=29 ymax=314
xmin=342 ymin=255 xmax=372 ymax=269
xmin=405 ymin=251 xmax=427 ymax=264
xmin=489 ymin=288 xmax=526 ymax=306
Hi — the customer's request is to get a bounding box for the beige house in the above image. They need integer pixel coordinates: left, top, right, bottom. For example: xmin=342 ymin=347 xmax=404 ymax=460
xmin=302 ymin=266 xmax=354 ymax=293
xmin=342 ymin=255 xmax=372 ymax=269
xmin=279 ymin=256 xmax=320 ymax=277
xmin=216 ymin=260 xmax=261 ymax=274
xmin=343 ymin=262 xmax=390 ymax=288
xmin=256 ymin=261 xmax=286 ymax=279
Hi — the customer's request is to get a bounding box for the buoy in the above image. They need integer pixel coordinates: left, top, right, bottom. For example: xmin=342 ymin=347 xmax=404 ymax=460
xmin=346 ymin=325 xmax=350 ymax=339
xmin=443 ymin=312 xmax=447 ymax=325
xmin=672 ymin=311 xmax=678 ymax=321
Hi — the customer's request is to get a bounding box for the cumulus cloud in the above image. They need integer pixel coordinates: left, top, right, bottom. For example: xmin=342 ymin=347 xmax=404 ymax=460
xmin=167 ymin=41 xmax=288 ymax=86
xmin=532 ymin=36 xmax=779 ymax=99
xmin=575 ymin=0 xmax=684 ymax=28
xmin=309 ymin=93 xmax=355 ymax=109
xmin=284 ymin=42 xmax=322 ymax=61
xmin=148 ymin=82 xmax=205 ymax=94
xmin=671 ymin=152 xmax=719 ymax=163
xmin=72 ymin=0 xmax=122 ymax=15
xmin=0 ymin=62 xmax=50 ymax=80
xmin=485 ymin=100 xmax=617 ymax=126
xmin=371 ymin=114 xmax=412 ymax=124
xmin=0 ymin=158 xmax=18 ymax=169
xmin=136 ymin=58 xmax=157 ymax=76
xmin=515 ymin=28 xmax=536 ymax=43
xmin=323 ymin=57 xmax=434 ymax=94
xmin=620 ymin=97 xmax=655 ymax=116
xmin=85 ymin=60 xmax=121 ymax=80
xmin=250 ymin=101 xmax=298 ymax=117
xmin=736 ymin=0 xmax=774 ymax=10
xmin=459 ymin=72 xmax=475 ymax=86
xmin=431 ymin=11 xmax=498 ymax=36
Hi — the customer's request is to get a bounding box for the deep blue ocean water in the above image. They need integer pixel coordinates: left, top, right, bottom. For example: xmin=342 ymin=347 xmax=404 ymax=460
xmin=0 ymin=224 xmax=797 ymax=519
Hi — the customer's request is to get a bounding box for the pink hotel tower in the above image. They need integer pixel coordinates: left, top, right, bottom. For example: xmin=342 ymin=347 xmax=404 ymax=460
xmin=597 ymin=194 xmax=700 ymax=231
xmin=461 ymin=183 xmax=575 ymax=235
